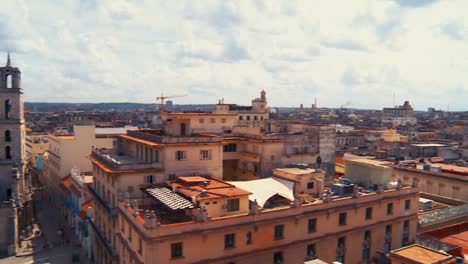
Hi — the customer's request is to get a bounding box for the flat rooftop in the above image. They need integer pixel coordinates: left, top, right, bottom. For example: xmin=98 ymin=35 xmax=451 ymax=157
xmin=345 ymin=158 xmax=392 ymax=168
xmin=273 ymin=167 xmax=317 ymax=175
xmin=389 ymin=244 xmax=454 ymax=263
xmin=170 ymin=176 xmax=252 ymax=201
xmin=411 ymin=143 xmax=446 ymax=147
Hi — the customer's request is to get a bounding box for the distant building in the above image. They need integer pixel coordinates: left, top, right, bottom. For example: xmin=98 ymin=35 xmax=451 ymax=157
xmin=393 ymin=162 xmax=468 ymax=201
xmin=382 ymin=101 xmax=417 ymax=128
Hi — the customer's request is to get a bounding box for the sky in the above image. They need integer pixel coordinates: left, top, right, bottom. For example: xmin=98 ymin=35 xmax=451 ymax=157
xmin=0 ymin=0 xmax=467 ymax=111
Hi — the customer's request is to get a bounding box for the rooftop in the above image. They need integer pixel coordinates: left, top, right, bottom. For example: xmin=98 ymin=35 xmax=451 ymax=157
xmin=273 ymin=167 xmax=317 ymax=175
xmin=170 ymin=176 xmax=252 ymax=201
xmin=345 ymin=158 xmax=393 ymax=168
xmin=389 ymin=244 xmax=454 ymax=264
xmin=411 ymin=143 xmax=446 ymax=147
xmin=227 ymin=177 xmax=295 ymax=208
xmin=419 ymin=204 xmax=468 ymax=226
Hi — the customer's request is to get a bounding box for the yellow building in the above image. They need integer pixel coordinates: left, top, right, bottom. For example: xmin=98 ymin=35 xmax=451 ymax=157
xmin=89 ymin=91 xmax=338 ymax=263
xmin=117 ymin=176 xmax=419 ymax=264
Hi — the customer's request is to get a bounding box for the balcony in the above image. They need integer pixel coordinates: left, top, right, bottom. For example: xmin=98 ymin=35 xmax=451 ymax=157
xmin=127 ymin=130 xmax=222 ymax=144
xmin=88 ymin=185 xmax=117 ymax=216
xmin=91 ymin=149 xmax=161 ymax=171
xmin=88 ymin=218 xmax=119 ymax=258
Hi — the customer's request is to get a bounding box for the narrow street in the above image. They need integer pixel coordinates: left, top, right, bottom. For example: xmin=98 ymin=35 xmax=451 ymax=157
xmin=0 ymin=195 xmax=91 ymax=264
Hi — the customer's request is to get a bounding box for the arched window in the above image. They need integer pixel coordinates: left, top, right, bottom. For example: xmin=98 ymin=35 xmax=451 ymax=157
xmin=6 ymin=74 xmax=12 ymax=89
xmin=5 ymin=100 xmax=11 ymax=119
xmin=5 ymin=130 xmax=11 ymax=142
xmin=5 ymin=146 xmax=12 ymax=159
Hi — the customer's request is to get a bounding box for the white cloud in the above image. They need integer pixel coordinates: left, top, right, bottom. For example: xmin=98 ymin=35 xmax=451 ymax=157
xmin=0 ymin=0 xmax=466 ymax=110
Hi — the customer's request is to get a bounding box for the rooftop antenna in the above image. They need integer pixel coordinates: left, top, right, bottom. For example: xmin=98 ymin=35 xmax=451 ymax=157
xmin=393 ymin=92 xmax=395 ymax=107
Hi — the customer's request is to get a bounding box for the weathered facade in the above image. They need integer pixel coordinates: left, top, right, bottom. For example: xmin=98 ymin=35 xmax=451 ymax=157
xmin=0 ymin=54 xmax=32 ymax=256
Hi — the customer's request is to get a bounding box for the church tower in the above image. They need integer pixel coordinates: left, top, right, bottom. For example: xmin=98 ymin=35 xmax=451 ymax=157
xmin=0 ymin=53 xmax=28 ymax=255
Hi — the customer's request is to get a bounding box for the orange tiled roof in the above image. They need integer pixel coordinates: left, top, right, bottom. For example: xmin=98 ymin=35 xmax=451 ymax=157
xmin=170 ymin=176 xmax=251 ymax=200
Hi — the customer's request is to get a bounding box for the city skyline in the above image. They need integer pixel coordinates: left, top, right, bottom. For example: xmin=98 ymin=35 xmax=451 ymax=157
xmin=1 ymin=0 xmax=468 ymax=110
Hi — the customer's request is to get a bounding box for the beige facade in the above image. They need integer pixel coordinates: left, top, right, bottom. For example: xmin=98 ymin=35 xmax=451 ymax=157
xmin=344 ymin=156 xmax=393 ymax=187
xmin=392 ymin=165 xmax=468 ymax=201
xmin=117 ymin=182 xmax=419 ymax=264
xmin=272 ymin=168 xmax=325 ymax=196
xmin=88 ymin=91 xmax=338 ymax=263
xmin=42 ymin=125 xmax=124 ymax=206
xmin=25 ymin=134 xmax=49 ymax=168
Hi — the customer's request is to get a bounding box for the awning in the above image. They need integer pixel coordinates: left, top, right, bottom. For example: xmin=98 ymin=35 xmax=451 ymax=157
xmin=227 ymin=178 xmax=294 ymax=207
xmin=146 ymin=187 xmax=195 ymax=210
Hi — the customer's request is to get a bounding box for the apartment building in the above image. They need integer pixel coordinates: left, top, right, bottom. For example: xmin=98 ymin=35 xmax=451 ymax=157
xmin=116 ymin=176 xmax=419 ymax=264
xmin=89 ymin=130 xmax=224 ymax=262
xmin=25 ymin=133 xmax=48 ymax=170
xmin=88 ymin=91 xmax=337 ymax=263
xmin=42 ymin=125 xmax=137 ymax=206
xmin=382 ymin=101 xmax=417 ymax=128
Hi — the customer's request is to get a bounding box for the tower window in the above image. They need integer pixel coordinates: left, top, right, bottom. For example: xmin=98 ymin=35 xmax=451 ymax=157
xmin=5 ymin=146 xmax=12 ymax=159
xmin=5 ymin=100 xmax=12 ymax=119
xmin=6 ymin=74 xmax=12 ymax=89
xmin=5 ymin=130 xmax=11 ymax=142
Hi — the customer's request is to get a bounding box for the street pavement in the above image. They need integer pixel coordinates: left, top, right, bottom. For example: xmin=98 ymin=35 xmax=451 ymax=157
xmin=0 ymin=196 xmax=91 ymax=264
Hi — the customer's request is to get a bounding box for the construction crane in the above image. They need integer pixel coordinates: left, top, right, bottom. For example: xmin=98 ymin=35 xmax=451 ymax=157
xmin=156 ymin=94 xmax=187 ymax=111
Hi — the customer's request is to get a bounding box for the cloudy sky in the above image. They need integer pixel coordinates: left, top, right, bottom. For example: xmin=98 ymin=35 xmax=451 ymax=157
xmin=1 ymin=0 xmax=467 ymax=110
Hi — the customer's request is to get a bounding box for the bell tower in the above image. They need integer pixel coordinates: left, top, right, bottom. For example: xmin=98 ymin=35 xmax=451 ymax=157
xmin=0 ymin=53 xmax=27 ymax=255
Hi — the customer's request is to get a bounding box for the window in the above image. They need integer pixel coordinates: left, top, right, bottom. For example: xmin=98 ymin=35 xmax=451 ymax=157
xmin=402 ymin=221 xmax=410 ymax=246
xmin=145 ymin=175 xmax=156 ymax=184
xmin=339 ymin=212 xmax=347 ymax=226
xmin=199 ymin=118 xmax=204 ymax=123
xmin=307 ymin=182 xmax=314 ymax=189
xmin=128 ymin=227 xmax=132 ymax=242
xmin=171 ymin=242 xmax=183 ymax=258
xmin=336 ymin=237 xmax=346 ymax=263
xmin=224 ymin=233 xmax=235 ymax=249
xmin=246 ymin=116 xmax=250 ymax=121
xmin=200 ymin=150 xmax=212 ymax=160
xmin=307 ymin=244 xmax=316 ymax=258
xmin=5 ymin=146 xmax=11 ymax=160
xmin=384 ymin=225 xmax=392 ymax=253
xmin=246 ymin=231 xmax=252 ymax=245
xmin=226 ymin=199 xmax=240 ymax=212
xmin=387 ymin=203 xmax=393 ymax=215
xmin=362 ymin=231 xmax=371 ymax=261
xmin=239 ymin=116 xmax=243 ymax=121
xmin=223 ymin=143 xmax=237 ymax=152
xmin=254 ymin=116 xmax=258 ymax=121
xmin=273 ymin=252 xmax=283 ymax=264
xmin=365 ymin=207 xmax=373 ymax=220
xmin=221 ymin=118 xmax=227 ymax=123
xmin=6 ymin=74 xmax=12 ymax=89
xmin=308 ymin=218 xmax=317 ymax=233
xmin=175 ymin=151 xmax=187 ymax=161
xmin=153 ymin=149 xmax=159 ymax=162
xmin=5 ymin=100 xmax=12 ymax=119
xmin=5 ymin=130 xmax=11 ymax=142
xmin=405 ymin=199 xmax=411 ymax=210
xmin=138 ymin=239 xmax=143 ymax=255
xmin=210 ymin=118 xmax=215 ymax=123
xmin=274 ymin=225 xmax=284 ymax=240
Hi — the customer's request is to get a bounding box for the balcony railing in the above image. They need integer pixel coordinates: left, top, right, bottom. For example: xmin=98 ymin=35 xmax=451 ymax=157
xmin=127 ymin=130 xmax=222 ymax=144
xmin=88 ymin=218 xmax=118 ymax=258
xmin=88 ymin=185 xmax=117 ymax=216
xmin=91 ymin=149 xmax=161 ymax=171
